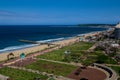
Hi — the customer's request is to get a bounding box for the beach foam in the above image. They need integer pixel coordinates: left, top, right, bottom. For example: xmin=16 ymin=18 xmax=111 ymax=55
xmin=0 ymin=37 xmax=65 ymax=53
xmin=0 ymin=44 xmax=39 ymax=53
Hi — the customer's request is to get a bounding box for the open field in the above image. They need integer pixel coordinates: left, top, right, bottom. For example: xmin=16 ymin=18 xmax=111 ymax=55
xmin=25 ymin=60 xmax=77 ymax=76
xmin=37 ymin=42 xmax=117 ymax=65
xmin=109 ymin=66 xmax=120 ymax=75
xmin=0 ymin=41 xmax=117 ymax=80
xmin=107 ymin=66 xmax=120 ymax=80
xmin=84 ymin=50 xmax=118 ymax=65
xmin=37 ymin=42 xmax=94 ymax=62
xmin=0 ymin=67 xmax=48 ymax=80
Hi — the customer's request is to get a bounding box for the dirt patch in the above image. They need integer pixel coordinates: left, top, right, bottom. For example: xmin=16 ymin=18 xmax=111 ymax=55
xmin=11 ymin=58 xmax=37 ymax=67
xmin=41 ymin=64 xmax=62 ymax=70
xmin=67 ymin=67 xmax=107 ymax=80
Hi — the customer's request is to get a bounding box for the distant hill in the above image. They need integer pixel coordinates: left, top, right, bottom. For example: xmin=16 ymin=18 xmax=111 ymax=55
xmin=78 ymin=24 xmax=115 ymax=26
xmin=78 ymin=24 xmax=116 ymax=28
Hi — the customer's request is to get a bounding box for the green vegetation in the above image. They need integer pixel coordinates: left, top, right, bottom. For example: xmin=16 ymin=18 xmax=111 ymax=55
xmin=85 ymin=50 xmax=118 ymax=65
xmin=109 ymin=66 xmax=120 ymax=75
xmin=96 ymin=54 xmax=117 ymax=64
xmin=0 ymin=67 xmax=48 ymax=80
xmin=36 ymin=41 xmax=117 ymax=66
xmin=37 ymin=42 xmax=93 ymax=62
xmin=80 ymin=50 xmax=101 ymax=66
xmin=25 ymin=60 xmax=77 ymax=76
xmin=37 ymin=41 xmax=117 ymax=65
xmin=48 ymin=77 xmax=55 ymax=80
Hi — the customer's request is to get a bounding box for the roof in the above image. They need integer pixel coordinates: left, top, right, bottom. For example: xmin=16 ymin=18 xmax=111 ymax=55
xmin=115 ymin=23 xmax=120 ymax=28
xmin=111 ymin=43 xmax=119 ymax=47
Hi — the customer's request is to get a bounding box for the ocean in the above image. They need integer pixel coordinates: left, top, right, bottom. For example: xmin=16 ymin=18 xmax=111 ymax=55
xmin=0 ymin=25 xmax=107 ymax=53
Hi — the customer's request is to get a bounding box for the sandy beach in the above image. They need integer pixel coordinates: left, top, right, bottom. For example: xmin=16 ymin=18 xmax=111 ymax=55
xmin=0 ymin=31 xmax=103 ymax=61
xmin=0 ymin=37 xmax=80 ymax=61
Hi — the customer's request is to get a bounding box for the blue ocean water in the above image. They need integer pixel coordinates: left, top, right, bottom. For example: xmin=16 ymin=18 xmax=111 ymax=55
xmin=0 ymin=25 xmax=107 ymax=53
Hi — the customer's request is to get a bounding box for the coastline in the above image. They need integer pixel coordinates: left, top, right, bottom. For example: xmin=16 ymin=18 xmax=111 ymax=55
xmin=0 ymin=29 xmax=107 ymax=61
xmin=0 ymin=37 xmax=79 ymax=61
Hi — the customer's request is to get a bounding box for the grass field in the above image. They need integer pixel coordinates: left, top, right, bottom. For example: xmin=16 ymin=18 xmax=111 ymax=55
xmin=36 ymin=41 xmax=117 ymax=65
xmin=0 ymin=67 xmax=48 ymax=80
xmin=108 ymin=66 xmax=120 ymax=80
xmin=37 ymin=42 xmax=94 ymax=62
xmin=85 ymin=50 xmax=118 ymax=65
xmin=25 ymin=60 xmax=77 ymax=76
xmin=109 ymin=66 xmax=120 ymax=75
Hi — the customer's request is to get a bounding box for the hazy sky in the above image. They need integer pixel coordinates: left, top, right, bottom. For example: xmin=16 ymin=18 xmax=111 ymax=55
xmin=0 ymin=0 xmax=120 ymax=25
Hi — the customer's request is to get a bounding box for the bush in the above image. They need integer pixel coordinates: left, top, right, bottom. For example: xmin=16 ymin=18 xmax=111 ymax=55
xmin=96 ymin=55 xmax=117 ymax=64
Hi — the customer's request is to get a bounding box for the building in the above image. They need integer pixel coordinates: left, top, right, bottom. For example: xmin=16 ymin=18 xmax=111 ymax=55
xmin=114 ymin=22 xmax=120 ymax=39
xmin=111 ymin=43 xmax=119 ymax=47
xmin=0 ymin=74 xmax=9 ymax=80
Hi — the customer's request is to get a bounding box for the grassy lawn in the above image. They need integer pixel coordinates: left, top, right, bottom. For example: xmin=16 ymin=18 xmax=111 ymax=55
xmin=108 ymin=66 xmax=120 ymax=80
xmin=37 ymin=42 xmax=94 ymax=62
xmin=109 ymin=66 xmax=120 ymax=75
xmin=36 ymin=41 xmax=117 ymax=65
xmin=96 ymin=54 xmax=117 ymax=64
xmin=0 ymin=67 xmax=48 ymax=80
xmin=107 ymin=66 xmax=120 ymax=80
xmin=87 ymin=50 xmax=118 ymax=64
xmin=25 ymin=60 xmax=77 ymax=76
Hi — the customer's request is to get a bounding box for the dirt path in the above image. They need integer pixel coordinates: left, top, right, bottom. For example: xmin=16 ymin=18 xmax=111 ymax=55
xmin=37 ymin=58 xmax=82 ymax=66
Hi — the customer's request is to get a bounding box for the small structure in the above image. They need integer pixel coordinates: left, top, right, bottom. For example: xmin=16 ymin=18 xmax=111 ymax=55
xmin=0 ymin=74 xmax=9 ymax=80
xmin=20 ymin=53 xmax=25 ymax=59
xmin=64 ymin=50 xmax=71 ymax=61
xmin=80 ymin=37 xmax=84 ymax=41
xmin=64 ymin=50 xmax=71 ymax=55
xmin=111 ymin=43 xmax=119 ymax=47
xmin=7 ymin=53 xmax=14 ymax=60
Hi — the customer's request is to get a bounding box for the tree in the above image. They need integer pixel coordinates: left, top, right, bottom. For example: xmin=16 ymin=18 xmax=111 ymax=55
xmin=82 ymin=60 xmax=92 ymax=68
xmin=33 ymin=77 xmax=41 ymax=80
xmin=7 ymin=53 xmax=14 ymax=60
xmin=115 ymin=54 xmax=120 ymax=62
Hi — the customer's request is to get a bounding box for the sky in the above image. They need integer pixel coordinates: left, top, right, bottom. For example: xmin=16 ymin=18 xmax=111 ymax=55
xmin=0 ymin=0 xmax=120 ymax=25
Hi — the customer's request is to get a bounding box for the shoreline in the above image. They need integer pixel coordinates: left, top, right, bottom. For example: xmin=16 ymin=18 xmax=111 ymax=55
xmin=0 ymin=29 xmax=108 ymax=61
xmin=0 ymin=37 xmax=79 ymax=61
xmin=0 ymin=30 xmax=107 ymax=53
